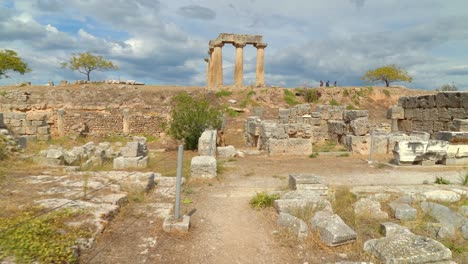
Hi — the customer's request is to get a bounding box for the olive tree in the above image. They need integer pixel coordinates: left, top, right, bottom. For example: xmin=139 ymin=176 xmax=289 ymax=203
xmin=0 ymin=49 xmax=31 ymax=79
xmin=61 ymin=52 xmax=118 ymax=81
xmin=362 ymin=64 xmax=412 ymax=87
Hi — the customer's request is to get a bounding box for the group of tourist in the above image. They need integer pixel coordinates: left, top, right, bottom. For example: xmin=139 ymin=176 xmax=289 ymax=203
xmin=319 ymin=80 xmax=337 ymax=87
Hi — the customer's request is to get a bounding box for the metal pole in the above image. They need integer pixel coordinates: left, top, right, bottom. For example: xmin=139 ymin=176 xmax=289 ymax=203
xmin=174 ymin=144 xmax=184 ymax=220
xmin=369 ymin=129 xmax=374 ymax=163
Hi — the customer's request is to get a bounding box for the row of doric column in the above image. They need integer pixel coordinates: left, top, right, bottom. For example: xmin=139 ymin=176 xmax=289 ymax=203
xmin=206 ymin=42 xmax=267 ymax=87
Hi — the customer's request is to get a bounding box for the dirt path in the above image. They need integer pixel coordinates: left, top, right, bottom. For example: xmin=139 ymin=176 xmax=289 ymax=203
xmin=80 ymin=153 xmax=466 ymax=263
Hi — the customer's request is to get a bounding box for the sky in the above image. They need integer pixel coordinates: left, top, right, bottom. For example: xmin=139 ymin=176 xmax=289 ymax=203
xmin=0 ymin=0 xmax=467 ymax=90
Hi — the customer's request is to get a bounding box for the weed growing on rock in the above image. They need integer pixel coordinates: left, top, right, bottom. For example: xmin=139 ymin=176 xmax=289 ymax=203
xmin=250 ymin=192 xmax=280 ymax=208
xmin=283 ymin=89 xmax=299 ymax=106
xmin=434 ymin=176 xmax=450 ymax=185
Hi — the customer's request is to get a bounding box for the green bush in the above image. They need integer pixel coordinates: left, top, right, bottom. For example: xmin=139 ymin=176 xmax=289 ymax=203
xmin=225 ymin=108 xmax=240 ymax=117
xmin=215 ymin=89 xmax=232 ymax=98
xmin=0 ymin=209 xmax=90 ymax=263
xmin=302 ymin=89 xmax=319 ymax=103
xmin=346 ymin=104 xmax=356 ymax=110
xmin=434 ymin=176 xmax=450 ymax=185
xmin=168 ymin=92 xmax=223 ymax=150
xmin=383 ymin=89 xmax=391 ymax=97
xmin=284 ymin=89 xmax=299 ymax=106
xmin=250 ymin=192 xmax=280 ymax=208
xmin=329 ymin=99 xmax=340 ymax=106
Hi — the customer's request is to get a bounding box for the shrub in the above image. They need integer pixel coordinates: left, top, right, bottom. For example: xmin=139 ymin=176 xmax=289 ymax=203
xmin=309 ymin=152 xmax=319 ymax=158
xmin=302 ymin=89 xmax=319 ymax=103
xmin=343 ymin=89 xmax=349 ymax=97
xmin=215 ymin=89 xmax=232 ymax=98
xmin=329 ymin=99 xmax=340 ymax=106
xmin=283 ymin=89 xmax=299 ymax=106
xmin=383 ymin=89 xmax=391 ymax=97
xmin=434 ymin=176 xmax=450 ymax=185
xmin=0 ymin=209 xmax=91 ymax=263
xmin=225 ymin=108 xmax=240 ymax=117
xmin=168 ymin=92 xmax=223 ymax=150
xmin=250 ymin=192 xmax=280 ymax=208
xmin=346 ymin=104 xmax=356 ymax=110
xmin=0 ymin=134 xmax=8 ymax=160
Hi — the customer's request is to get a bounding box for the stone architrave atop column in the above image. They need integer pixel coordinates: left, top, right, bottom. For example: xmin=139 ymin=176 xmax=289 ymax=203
xmin=211 ymin=41 xmax=224 ymax=86
xmin=234 ymin=42 xmax=246 ymax=86
xmin=255 ymin=43 xmax=267 ymax=87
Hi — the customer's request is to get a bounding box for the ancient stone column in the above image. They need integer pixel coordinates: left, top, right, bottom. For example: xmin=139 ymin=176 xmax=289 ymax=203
xmin=255 ymin=43 xmax=267 ymax=87
xmin=234 ymin=42 xmax=246 ymax=86
xmin=205 ymin=57 xmax=211 ymax=87
xmin=211 ymin=41 xmax=224 ymax=86
xmin=123 ymin=109 xmax=130 ymax=135
xmin=57 ymin=109 xmax=65 ymax=137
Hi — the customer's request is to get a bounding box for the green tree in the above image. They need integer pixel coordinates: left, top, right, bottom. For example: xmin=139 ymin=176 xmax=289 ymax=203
xmin=168 ymin=92 xmax=223 ymax=150
xmin=61 ymin=52 xmax=118 ymax=81
xmin=437 ymin=83 xmax=458 ymax=91
xmin=0 ymin=49 xmax=31 ymax=79
xmin=362 ymin=64 xmax=412 ymax=87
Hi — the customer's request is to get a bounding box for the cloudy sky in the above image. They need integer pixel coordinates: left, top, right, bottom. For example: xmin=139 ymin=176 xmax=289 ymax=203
xmin=1 ymin=0 xmax=467 ymax=90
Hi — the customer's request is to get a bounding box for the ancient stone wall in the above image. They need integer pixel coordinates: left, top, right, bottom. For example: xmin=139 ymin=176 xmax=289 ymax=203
xmin=244 ymin=104 xmax=372 ymax=155
xmin=392 ymin=92 xmax=468 ymax=136
xmin=0 ymin=112 xmax=51 ymax=141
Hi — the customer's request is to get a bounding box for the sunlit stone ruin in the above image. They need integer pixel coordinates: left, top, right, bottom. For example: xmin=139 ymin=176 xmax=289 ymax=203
xmin=206 ymin=33 xmax=267 ymax=87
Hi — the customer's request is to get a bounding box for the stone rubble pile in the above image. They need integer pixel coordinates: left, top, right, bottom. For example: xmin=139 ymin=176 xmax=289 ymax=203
xmin=113 ymin=136 xmax=149 ymax=169
xmin=364 ymin=222 xmax=453 ymax=264
xmin=274 ymin=174 xmax=357 ymax=246
xmin=40 ymin=136 xmax=149 ymax=170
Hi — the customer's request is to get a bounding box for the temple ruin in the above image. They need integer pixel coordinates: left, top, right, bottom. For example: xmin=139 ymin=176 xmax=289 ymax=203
xmin=206 ymin=33 xmax=267 ymax=87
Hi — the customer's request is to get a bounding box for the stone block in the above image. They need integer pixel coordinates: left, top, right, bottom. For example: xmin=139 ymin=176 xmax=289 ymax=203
xmin=26 ymin=112 xmax=46 ymax=121
xmin=121 ymin=142 xmax=145 ymax=157
xmin=350 ymin=117 xmax=369 ymax=136
xmin=448 ymin=108 xmax=466 ymax=119
xmin=217 ymin=145 xmax=236 ymax=159
xmin=198 ymin=130 xmax=217 ymax=156
xmin=380 ymin=222 xmax=412 ymax=236
xmin=310 ymin=210 xmax=357 ymax=246
xmin=278 ymin=108 xmax=290 ymax=120
xmin=436 ymin=92 xmax=460 ymax=108
xmin=191 ymin=156 xmax=217 ymax=179
xmin=393 ymin=140 xmax=428 ymax=164
xmin=397 ymin=119 xmax=413 ymax=132
xmin=421 ymin=191 xmax=461 ymax=203
xmin=421 ymin=108 xmax=438 ymax=121
xmin=267 ymin=138 xmax=312 ymax=155
xmin=452 ymin=119 xmax=468 ymax=132
xmin=277 ymin=212 xmax=309 ymax=239
xmin=163 ymin=215 xmax=190 ymax=233
xmin=436 ymin=131 xmax=468 ymax=143
xmin=389 ymin=202 xmax=417 ymax=221
xmin=113 ymin=156 xmax=148 ymax=169
xmin=405 ymin=97 xmax=419 ymax=109
xmin=37 ymin=134 xmax=51 ymax=141
xmin=288 ymin=174 xmax=328 ymax=194
xmin=386 ymin=106 xmax=404 ymax=120
xmin=353 ymin=198 xmax=388 ymax=219
xmin=364 ymin=230 xmax=452 ymax=263
xmin=424 ymin=140 xmax=449 ymax=162
xmin=418 ymin=95 xmax=436 ymax=108
xmin=316 ymin=105 xmax=344 ymax=120
xmin=261 ymin=121 xmax=287 ymax=140
xmin=343 ymin=110 xmax=369 ymax=122
xmin=372 ymin=132 xmax=390 ymax=154
xmin=438 ymin=108 xmax=452 ymax=121
xmin=420 ymin=202 xmax=467 ymax=231
xmin=434 ymin=121 xmax=449 ymax=132
xmin=47 ymin=149 xmax=64 ymax=159
xmin=328 ymin=120 xmax=348 ymax=135
xmin=344 ymin=135 xmax=370 ymax=155
xmin=37 ymin=126 xmax=50 ymax=135
xmin=412 ymin=121 xmax=434 ymax=134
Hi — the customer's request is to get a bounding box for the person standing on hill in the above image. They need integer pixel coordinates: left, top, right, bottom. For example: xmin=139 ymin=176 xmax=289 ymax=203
xmin=319 ymin=80 xmax=323 ymax=87
xmin=334 ymin=81 xmax=337 ymax=87
xmin=326 ymin=80 xmax=330 ymax=87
